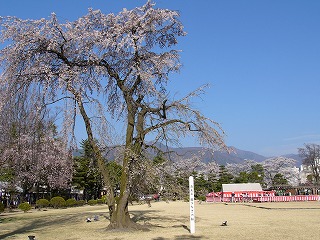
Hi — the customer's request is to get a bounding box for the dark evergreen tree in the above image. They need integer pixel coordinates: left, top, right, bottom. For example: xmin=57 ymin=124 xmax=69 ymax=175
xmin=272 ymin=173 xmax=288 ymax=186
xmin=72 ymin=140 xmax=103 ymax=200
xmin=249 ymin=164 xmax=265 ymax=186
xmin=72 ymin=139 xmax=123 ymax=200
xmin=215 ymin=165 xmax=234 ymax=192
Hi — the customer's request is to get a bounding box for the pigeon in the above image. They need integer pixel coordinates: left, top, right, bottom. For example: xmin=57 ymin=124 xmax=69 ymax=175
xmin=221 ymin=221 xmax=227 ymax=226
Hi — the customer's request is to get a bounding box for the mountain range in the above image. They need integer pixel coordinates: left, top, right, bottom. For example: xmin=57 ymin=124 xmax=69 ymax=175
xmin=75 ymin=145 xmax=303 ymax=167
xmin=156 ymin=145 xmax=303 ymax=166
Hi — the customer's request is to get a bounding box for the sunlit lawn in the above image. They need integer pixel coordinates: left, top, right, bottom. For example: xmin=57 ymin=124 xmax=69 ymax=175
xmin=1 ymin=200 xmax=320 ymax=240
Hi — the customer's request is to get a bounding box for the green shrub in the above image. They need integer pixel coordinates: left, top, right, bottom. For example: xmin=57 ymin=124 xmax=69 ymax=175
xmin=183 ymin=196 xmax=189 ymax=202
xmin=50 ymin=196 xmax=66 ymax=208
xmin=100 ymin=196 xmax=107 ymax=204
xmin=66 ymin=198 xmax=77 ymax=207
xmin=18 ymin=202 xmax=32 ymax=212
xmin=87 ymin=199 xmax=97 ymax=205
xmin=76 ymin=200 xmax=86 ymax=206
xmin=36 ymin=199 xmax=50 ymax=209
xmin=197 ymin=195 xmax=206 ymax=201
xmin=97 ymin=199 xmax=104 ymax=204
xmin=0 ymin=202 xmax=4 ymax=213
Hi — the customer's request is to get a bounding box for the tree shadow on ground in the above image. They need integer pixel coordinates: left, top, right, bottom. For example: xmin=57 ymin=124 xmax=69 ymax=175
xmin=1 ymin=207 xmax=207 ymax=239
xmin=152 ymin=235 xmax=205 ymax=240
xmin=0 ymin=215 xmax=75 ymax=239
xmin=0 ymin=208 xmax=110 ymax=239
xmin=128 ymin=210 xmax=207 ymax=239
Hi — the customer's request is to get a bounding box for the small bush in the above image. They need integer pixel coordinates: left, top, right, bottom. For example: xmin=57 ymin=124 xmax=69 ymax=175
xmin=36 ymin=199 xmax=50 ymax=209
xmin=100 ymin=196 xmax=107 ymax=204
xmin=197 ymin=196 xmax=206 ymax=201
xmin=76 ymin=200 xmax=86 ymax=206
xmin=66 ymin=198 xmax=77 ymax=207
xmin=0 ymin=202 xmax=4 ymax=213
xmin=18 ymin=202 xmax=32 ymax=212
xmin=87 ymin=199 xmax=97 ymax=205
xmin=97 ymin=199 xmax=104 ymax=204
xmin=50 ymin=196 xmax=66 ymax=209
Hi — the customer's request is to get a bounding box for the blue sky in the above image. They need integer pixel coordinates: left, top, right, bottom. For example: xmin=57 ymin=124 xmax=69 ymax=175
xmin=1 ymin=0 xmax=319 ymax=156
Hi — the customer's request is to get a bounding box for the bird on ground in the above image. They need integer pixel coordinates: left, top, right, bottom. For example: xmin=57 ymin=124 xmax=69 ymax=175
xmin=221 ymin=221 xmax=227 ymax=226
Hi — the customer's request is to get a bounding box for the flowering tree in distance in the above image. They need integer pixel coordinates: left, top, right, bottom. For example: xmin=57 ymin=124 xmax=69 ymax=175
xmin=0 ymin=2 xmax=227 ymax=229
xmin=0 ymin=83 xmax=72 ymax=196
xmin=263 ymin=157 xmax=297 ymax=187
xmin=299 ymin=144 xmax=320 ymax=184
xmin=2 ymin=134 xmax=72 ymax=197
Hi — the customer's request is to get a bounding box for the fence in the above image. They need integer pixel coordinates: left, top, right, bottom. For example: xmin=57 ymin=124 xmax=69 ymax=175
xmin=206 ymin=195 xmax=320 ymax=203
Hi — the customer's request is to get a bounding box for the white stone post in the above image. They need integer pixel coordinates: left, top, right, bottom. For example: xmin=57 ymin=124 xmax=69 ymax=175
xmin=189 ymin=176 xmax=195 ymax=234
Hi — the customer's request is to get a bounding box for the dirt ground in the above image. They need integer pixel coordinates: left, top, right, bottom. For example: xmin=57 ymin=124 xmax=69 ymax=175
xmin=1 ymin=200 xmax=320 ymax=240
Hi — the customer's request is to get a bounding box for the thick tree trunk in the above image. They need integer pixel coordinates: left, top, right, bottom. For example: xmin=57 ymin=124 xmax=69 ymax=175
xmin=108 ymin=150 xmax=136 ymax=229
xmin=108 ymin=164 xmax=143 ymax=229
xmin=109 ymin=191 xmax=136 ymax=229
xmin=107 ymin=103 xmax=144 ymax=229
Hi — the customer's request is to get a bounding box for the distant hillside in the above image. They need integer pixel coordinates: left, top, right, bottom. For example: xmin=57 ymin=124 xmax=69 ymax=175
xmin=151 ymin=145 xmax=303 ymax=166
xmin=160 ymin=146 xmax=267 ymax=166
xmin=212 ymin=147 xmax=267 ymax=165
xmin=74 ymin=144 xmax=302 ymax=166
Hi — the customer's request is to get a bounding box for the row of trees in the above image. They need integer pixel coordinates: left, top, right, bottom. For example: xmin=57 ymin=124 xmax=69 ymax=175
xmin=155 ymin=155 xmax=297 ymax=198
xmin=72 ymin=148 xmax=319 ymax=200
xmin=0 ymin=102 xmax=319 ymax=204
xmin=1 ymin=108 xmax=318 ymax=204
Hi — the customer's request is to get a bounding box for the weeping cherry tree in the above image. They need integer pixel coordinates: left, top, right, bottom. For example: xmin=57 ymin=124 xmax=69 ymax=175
xmin=0 ymin=2 xmax=227 ymax=229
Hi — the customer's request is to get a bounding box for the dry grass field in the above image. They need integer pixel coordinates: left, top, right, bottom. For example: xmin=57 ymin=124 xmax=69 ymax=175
xmin=1 ymin=200 xmax=320 ymax=240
